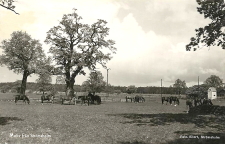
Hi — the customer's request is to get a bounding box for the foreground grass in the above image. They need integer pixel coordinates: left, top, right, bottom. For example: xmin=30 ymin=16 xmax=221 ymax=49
xmin=0 ymin=94 xmax=225 ymax=144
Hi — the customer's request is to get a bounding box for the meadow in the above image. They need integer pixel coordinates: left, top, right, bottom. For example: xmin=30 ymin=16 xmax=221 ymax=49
xmin=0 ymin=93 xmax=225 ymax=144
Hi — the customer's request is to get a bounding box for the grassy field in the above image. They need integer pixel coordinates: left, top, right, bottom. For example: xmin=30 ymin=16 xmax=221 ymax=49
xmin=0 ymin=93 xmax=225 ymax=144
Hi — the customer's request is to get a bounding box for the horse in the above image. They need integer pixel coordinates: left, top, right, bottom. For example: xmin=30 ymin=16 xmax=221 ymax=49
xmin=134 ymin=95 xmax=145 ymax=103
xmin=126 ymin=96 xmax=134 ymax=102
xmin=194 ymin=98 xmax=202 ymax=107
xmin=186 ymin=99 xmax=193 ymax=113
xmin=161 ymin=96 xmax=172 ymax=105
xmin=78 ymin=96 xmax=91 ymax=106
xmin=88 ymin=93 xmax=101 ymax=105
xmin=41 ymin=93 xmax=55 ymax=103
xmin=203 ymin=98 xmax=213 ymax=105
xmin=15 ymin=94 xmax=30 ymax=104
xmin=170 ymin=96 xmax=179 ymax=106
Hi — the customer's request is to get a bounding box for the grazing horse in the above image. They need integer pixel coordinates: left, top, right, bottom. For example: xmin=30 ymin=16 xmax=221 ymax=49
xmin=41 ymin=93 xmax=54 ymax=103
xmin=194 ymin=98 xmax=202 ymax=107
xmin=186 ymin=99 xmax=193 ymax=113
xmin=15 ymin=94 xmax=30 ymax=104
xmin=203 ymin=98 xmax=213 ymax=105
xmin=126 ymin=96 xmax=134 ymax=102
xmin=170 ymin=96 xmax=179 ymax=106
xmin=88 ymin=93 xmax=101 ymax=105
xmin=78 ymin=96 xmax=91 ymax=106
xmin=161 ymin=97 xmax=171 ymax=105
xmin=134 ymin=95 xmax=145 ymax=103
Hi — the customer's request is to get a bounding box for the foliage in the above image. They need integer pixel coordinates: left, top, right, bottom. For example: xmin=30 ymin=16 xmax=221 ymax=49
xmin=185 ymin=84 xmax=209 ymax=98
xmin=45 ymin=9 xmax=116 ymax=97
xmin=105 ymin=84 xmax=114 ymax=94
xmin=173 ymin=79 xmax=187 ymax=95
xmin=204 ymin=75 xmax=223 ymax=88
xmin=126 ymin=85 xmax=136 ymax=94
xmin=0 ymin=31 xmax=46 ymax=94
xmin=82 ymin=71 xmax=106 ymax=93
xmin=114 ymin=89 xmax=122 ymax=95
xmin=186 ymin=0 xmax=225 ymax=51
xmin=0 ymin=0 xmax=18 ymax=14
xmin=36 ymin=59 xmax=53 ymax=94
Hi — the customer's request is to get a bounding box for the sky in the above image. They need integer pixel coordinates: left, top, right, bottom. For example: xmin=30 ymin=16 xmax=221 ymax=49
xmin=1 ymin=0 xmax=225 ymax=87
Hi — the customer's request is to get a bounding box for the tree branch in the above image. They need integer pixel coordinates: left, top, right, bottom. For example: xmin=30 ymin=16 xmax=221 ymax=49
xmin=0 ymin=4 xmax=19 ymax=15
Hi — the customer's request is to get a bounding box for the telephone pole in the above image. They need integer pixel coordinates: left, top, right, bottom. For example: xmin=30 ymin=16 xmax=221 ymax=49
xmin=161 ymin=79 xmax=162 ymax=98
xmin=106 ymin=68 xmax=110 ymax=96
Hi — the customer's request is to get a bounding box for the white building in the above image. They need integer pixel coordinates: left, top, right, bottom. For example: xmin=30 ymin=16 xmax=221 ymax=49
xmin=208 ymin=87 xmax=217 ymax=100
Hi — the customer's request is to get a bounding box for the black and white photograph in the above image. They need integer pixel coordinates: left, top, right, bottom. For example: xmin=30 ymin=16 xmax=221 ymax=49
xmin=0 ymin=0 xmax=225 ymax=143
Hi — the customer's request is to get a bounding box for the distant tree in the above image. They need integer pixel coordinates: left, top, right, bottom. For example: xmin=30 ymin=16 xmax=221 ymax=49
xmin=173 ymin=79 xmax=187 ymax=95
xmin=82 ymin=71 xmax=106 ymax=94
xmin=45 ymin=9 xmax=116 ymax=98
xmin=126 ymin=85 xmax=136 ymax=94
xmin=114 ymin=89 xmax=122 ymax=95
xmin=0 ymin=0 xmax=19 ymax=14
xmin=186 ymin=84 xmax=208 ymax=98
xmin=36 ymin=58 xmax=53 ymax=95
xmin=204 ymin=75 xmax=223 ymax=88
xmin=186 ymin=0 xmax=225 ymax=51
xmin=0 ymin=31 xmax=46 ymax=95
xmin=105 ymin=83 xmax=114 ymax=94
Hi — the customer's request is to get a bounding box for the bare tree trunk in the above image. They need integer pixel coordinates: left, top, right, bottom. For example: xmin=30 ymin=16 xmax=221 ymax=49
xmin=20 ymin=70 xmax=29 ymax=95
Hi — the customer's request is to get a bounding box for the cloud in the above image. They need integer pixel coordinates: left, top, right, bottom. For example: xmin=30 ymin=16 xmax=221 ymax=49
xmin=1 ymin=0 xmax=225 ymax=88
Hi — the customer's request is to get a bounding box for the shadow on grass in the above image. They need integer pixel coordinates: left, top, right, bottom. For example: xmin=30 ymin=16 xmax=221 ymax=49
xmin=0 ymin=117 xmax=23 ymax=125
xmin=108 ymin=112 xmax=225 ymax=131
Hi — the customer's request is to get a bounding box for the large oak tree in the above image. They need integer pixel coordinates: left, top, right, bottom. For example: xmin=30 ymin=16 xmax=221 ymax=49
xmin=186 ymin=0 xmax=225 ymax=51
xmin=45 ymin=9 xmax=116 ymax=98
xmin=0 ymin=31 xmax=46 ymax=94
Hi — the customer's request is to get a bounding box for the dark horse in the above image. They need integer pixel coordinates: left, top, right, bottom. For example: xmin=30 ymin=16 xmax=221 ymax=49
xmin=186 ymin=99 xmax=193 ymax=113
xmin=88 ymin=92 xmax=101 ymax=105
xmin=203 ymin=98 xmax=213 ymax=105
xmin=126 ymin=96 xmax=134 ymax=102
xmin=15 ymin=94 xmax=30 ymax=104
xmin=170 ymin=96 xmax=179 ymax=106
xmin=134 ymin=95 xmax=145 ymax=103
xmin=161 ymin=96 xmax=172 ymax=105
xmin=78 ymin=96 xmax=91 ymax=106
xmin=41 ymin=93 xmax=54 ymax=103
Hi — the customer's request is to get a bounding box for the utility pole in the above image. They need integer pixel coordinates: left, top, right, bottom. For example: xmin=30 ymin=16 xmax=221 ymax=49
xmin=107 ymin=68 xmax=110 ymax=97
xmin=161 ymin=79 xmax=162 ymax=98
xmin=198 ymin=76 xmax=199 ymax=97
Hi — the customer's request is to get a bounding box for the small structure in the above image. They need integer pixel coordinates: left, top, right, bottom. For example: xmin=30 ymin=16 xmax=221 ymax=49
xmin=208 ymin=87 xmax=217 ymax=100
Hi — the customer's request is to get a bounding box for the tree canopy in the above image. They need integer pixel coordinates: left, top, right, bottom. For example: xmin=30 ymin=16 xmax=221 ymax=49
xmin=0 ymin=0 xmax=19 ymax=14
xmin=82 ymin=71 xmax=106 ymax=94
xmin=173 ymin=79 xmax=187 ymax=95
xmin=126 ymin=85 xmax=137 ymax=94
xmin=204 ymin=75 xmax=223 ymax=88
xmin=45 ymin=9 xmax=116 ymax=97
xmin=0 ymin=31 xmax=46 ymax=94
xmin=186 ymin=84 xmax=208 ymax=98
xmin=186 ymin=0 xmax=225 ymax=51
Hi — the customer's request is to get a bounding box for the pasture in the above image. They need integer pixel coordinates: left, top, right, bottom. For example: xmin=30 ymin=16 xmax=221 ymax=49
xmin=0 ymin=93 xmax=225 ymax=144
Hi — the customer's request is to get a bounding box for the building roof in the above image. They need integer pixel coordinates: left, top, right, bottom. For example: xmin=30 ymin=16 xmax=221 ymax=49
xmin=208 ymin=87 xmax=216 ymax=92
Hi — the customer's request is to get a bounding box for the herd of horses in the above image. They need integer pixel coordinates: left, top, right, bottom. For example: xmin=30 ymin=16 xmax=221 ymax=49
xmin=161 ymin=96 xmax=180 ymax=106
xmin=186 ymin=97 xmax=213 ymax=113
xmin=14 ymin=92 xmax=101 ymax=106
xmin=14 ymin=93 xmax=215 ymax=114
xmin=125 ymin=95 xmax=145 ymax=103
